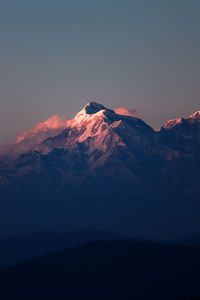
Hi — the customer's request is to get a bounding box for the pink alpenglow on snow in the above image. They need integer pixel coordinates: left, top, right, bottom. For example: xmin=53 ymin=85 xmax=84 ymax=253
xmin=162 ymin=110 xmax=200 ymax=130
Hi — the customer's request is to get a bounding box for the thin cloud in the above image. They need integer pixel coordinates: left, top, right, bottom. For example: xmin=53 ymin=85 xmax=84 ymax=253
xmin=0 ymin=115 xmax=67 ymax=159
xmin=114 ymin=107 xmax=141 ymax=118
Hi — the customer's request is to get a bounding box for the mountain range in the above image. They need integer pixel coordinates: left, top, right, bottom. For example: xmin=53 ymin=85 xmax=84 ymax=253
xmin=0 ymin=102 xmax=200 ymax=238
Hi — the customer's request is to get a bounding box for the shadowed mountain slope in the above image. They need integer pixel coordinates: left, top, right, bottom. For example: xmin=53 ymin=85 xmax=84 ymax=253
xmin=0 ymin=230 xmax=126 ymax=268
xmin=0 ymin=103 xmax=200 ymax=238
xmin=1 ymin=240 xmax=200 ymax=300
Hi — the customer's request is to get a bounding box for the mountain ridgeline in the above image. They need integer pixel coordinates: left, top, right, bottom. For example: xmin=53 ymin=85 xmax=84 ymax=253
xmin=0 ymin=102 xmax=200 ymax=238
xmin=1 ymin=240 xmax=200 ymax=300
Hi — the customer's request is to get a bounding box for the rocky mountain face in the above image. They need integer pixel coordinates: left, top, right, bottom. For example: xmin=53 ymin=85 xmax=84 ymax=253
xmin=0 ymin=102 xmax=159 ymax=190
xmin=160 ymin=111 xmax=200 ymax=155
xmin=158 ymin=111 xmax=200 ymax=192
xmin=1 ymin=102 xmax=200 ymax=193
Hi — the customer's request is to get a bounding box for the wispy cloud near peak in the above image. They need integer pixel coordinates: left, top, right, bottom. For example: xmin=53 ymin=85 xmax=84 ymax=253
xmin=0 ymin=115 xmax=67 ymax=159
xmin=15 ymin=115 xmax=67 ymax=144
xmin=114 ymin=107 xmax=141 ymax=118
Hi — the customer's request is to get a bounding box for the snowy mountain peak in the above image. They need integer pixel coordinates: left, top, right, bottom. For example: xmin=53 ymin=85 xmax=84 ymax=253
xmin=84 ymin=102 xmax=108 ymax=115
xmin=162 ymin=110 xmax=200 ymax=130
xmin=72 ymin=102 xmax=114 ymax=126
xmin=188 ymin=111 xmax=200 ymax=121
xmin=34 ymin=102 xmax=154 ymax=156
xmin=162 ymin=118 xmax=182 ymax=130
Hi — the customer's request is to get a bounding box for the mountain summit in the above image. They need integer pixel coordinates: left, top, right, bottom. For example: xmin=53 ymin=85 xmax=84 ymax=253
xmin=34 ymin=102 xmax=155 ymax=158
xmin=78 ymin=102 xmax=110 ymax=115
xmin=1 ymin=103 xmax=200 ymax=190
xmin=0 ymin=103 xmax=200 ymax=237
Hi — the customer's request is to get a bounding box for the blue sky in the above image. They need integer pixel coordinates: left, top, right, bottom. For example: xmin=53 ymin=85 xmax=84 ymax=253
xmin=0 ymin=0 xmax=200 ymax=143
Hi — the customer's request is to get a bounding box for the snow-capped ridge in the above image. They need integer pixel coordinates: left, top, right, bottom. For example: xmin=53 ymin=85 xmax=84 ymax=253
xmin=73 ymin=102 xmax=114 ymax=124
xmin=34 ymin=101 xmax=154 ymax=156
xmin=162 ymin=118 xmax=182 ymax=130
xmin=188 ymin=111 xmax=200 ymax=121
xmin=84 ymin=102 xmax=108 ymax=115
xmin=163 ymin=110 xmax=200 ymax=130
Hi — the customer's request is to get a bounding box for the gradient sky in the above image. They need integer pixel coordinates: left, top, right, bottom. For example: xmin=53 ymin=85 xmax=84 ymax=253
xmin=0 ymin=0 xmax=200 ymax=144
